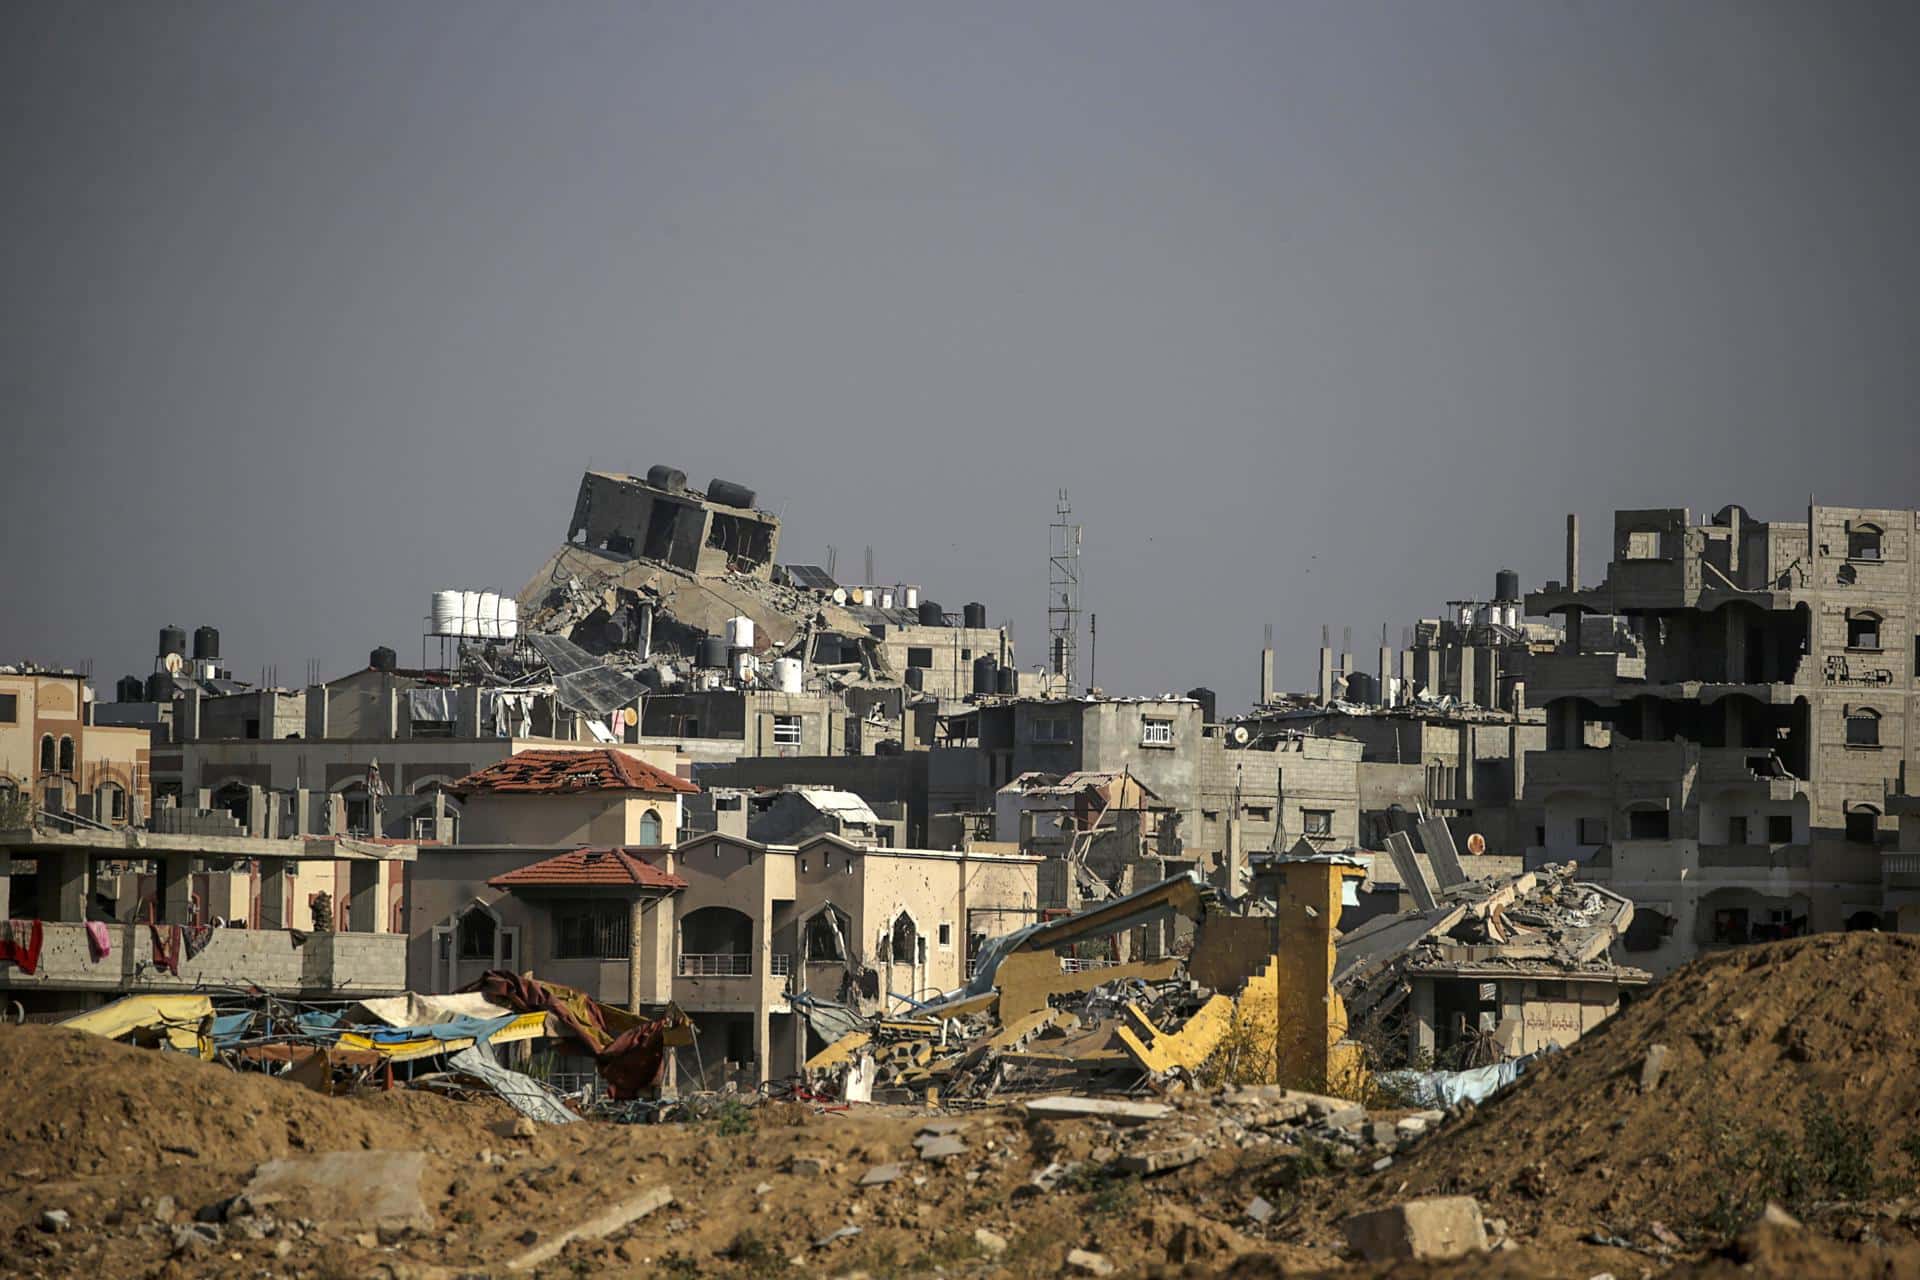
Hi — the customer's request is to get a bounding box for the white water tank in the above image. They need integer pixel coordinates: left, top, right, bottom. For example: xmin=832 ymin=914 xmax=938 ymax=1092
xmin=432 ymin=591 xmax=462 ymax=636
xmin=1456 ymin=604 xmax=1474 ymax=627
xmin=772 ymin=657 xmax=803 ymax=693
xmin=725 ymin=616 xmax=755 ymax=649
xmin=460 ymin=590 xmax=483 ymax=638
xmin=1505 ymin=603 xmax=1522 ymax=629
xmin=476 ymin=591 xmax=500 ymax=638
xmin=902 ymin=585 xmax=920 ymax=609
xmin=497 ymin=597 xmax=519 ymax=639
xmin=733 ymin=652 xmax=758 ymax=682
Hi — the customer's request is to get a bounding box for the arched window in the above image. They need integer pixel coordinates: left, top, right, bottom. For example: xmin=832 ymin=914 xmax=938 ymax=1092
xmin=638 ymin=807 xmax=663 ymax=845
xmin=1846 ymin=611 xmax=1882 ymax=651
xmin=39 ymin=735 xmax=55 ymax=773
xmin=1848 ymin=524 xmax=1883 ymax=561
xmin=890 ymin=911 xmax=918 ymax=966
xmin=456 ymin=903 xmax=497 ymax=960
xmin=1845 ymin=805 xmax=1881 ymax=845
xmin=96 ymin=782 xmax=125 ymax=823
xmin=58 ymin=737 xmax=74 ymax=772
xmin=1845 ymin=707 xmax=1881 ymax=747
xmin=804 ymin=907 xmax=849 ymax=963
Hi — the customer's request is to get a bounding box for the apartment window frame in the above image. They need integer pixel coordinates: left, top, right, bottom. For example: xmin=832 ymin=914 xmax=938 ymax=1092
xmin=1030 ymin=715 xmax=1072 ymax=745
xmin=1302 ymin=809 xmax=1334 ymax=837
xmin=771 ymin=714 xmax=803 ymax=747
xmin=1767 ymin=814 xmax=1794 ymax=845
xmin=0 ymin=693 xmax=16 ymax=724
xmin=905 ymin=646 xmax=935 ymax=669
xmin=1726 ymin=815 xmax=1749 ymax=846
xmin=1845 ymin=807 xmax=1879 ymax=846
xmin=1624 ymin=529 xmax=1663 ymax=561
xmin=1140 ymin=718 xmax=1174 ymax=747
xmin=1845 ymin=611 xmax=1882 ymax=652
xmin=1846 ymin=523 xmax=1883 ymax=562
xmin=551 ymin=899 xmax=631 ymax=959
xmin=1578 ymin=816 xmax=1609 ymax=845
xmin=1626 ymin=807 xmax=1670 ymax=840
xmin=1844 ymin=706 xmax=1881 ymax=748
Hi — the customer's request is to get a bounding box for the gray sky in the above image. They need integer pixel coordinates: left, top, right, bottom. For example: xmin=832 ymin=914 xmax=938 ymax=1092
xmin=4 ymin=1 xmax=1917 ymax=709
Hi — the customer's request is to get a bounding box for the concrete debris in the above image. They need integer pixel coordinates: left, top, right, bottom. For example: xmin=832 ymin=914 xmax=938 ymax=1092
xmin=241 ymin=1151 xmax=431 ymax=1232
xmin=504 ymin=1186 xmax=673 ymax=1272
xmin=1639 ymin=1043 xmax=1672 ymax=1092
xmin=1244 ymin=1196 xmax=1275 ymax=1225
xmin=1022 ymin=1097 xmax=1171 ymax=1126
xmin=1065 ymin=1247 xmax=1116 ymax=1275
xmin=1342 ymin=1196 xmax=1488 ymax=1262
xmin=916 ymin=1134 xmax=968 ymax=1162
xmin=973 ymin=1227 xmax=1009 ymax=1255
xmin=1115 ymin=1141 xmax=1205 ymax=1175
xmin=857 ymin=1163 xmax=905 ymax=1186
xmin=39 ymin=1209 xmax=72 ymax=1233
xmin=813 ymin=1225 xmax=862 ymax=1249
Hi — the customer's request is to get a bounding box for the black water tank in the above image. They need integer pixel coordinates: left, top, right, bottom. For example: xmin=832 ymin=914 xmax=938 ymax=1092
xmin=996 ymin=666 xmax=1016 ymax=695
xmin=646 ymin=464 xmax=687 ymax=492
xmin=699 ymin=636 xmax=730 ymax=669
xmin=193 ymin=625 xmax=221 ymax=661
xmin=904 ymin=666 xmax=925 ymax=692
xmin=962 ymin=602 xmax=988 ymax=630
xmin=1186 ymin=686 xmax=1217 ymax=724
xmin=973 ymin=655 xmax=998 ymax=696
xmin=1345 ymin=671 xmax=1377 ymax=704
xmin=370 ymin=646 xmax=398 ymax=672
xmin=1495 ymin=568 xmax=1521 ymax=602
xmin=115 ymin=675 xmax=144 ymax=703
xmin=145 ymin=672 xmax=172 ymax=702
xmin=159 ymin=625 xmax=187 ymax=659
xmin=917 ymin=600 xmax=945 ymax=627
xmin=706 ymin=478 xmax=757 ymax=509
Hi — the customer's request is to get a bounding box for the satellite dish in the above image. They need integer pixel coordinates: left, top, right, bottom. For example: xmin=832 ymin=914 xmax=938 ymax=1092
xmin=163 ymin=653 xmax=185 ymax=675
xmin=1466 ymin=832 xmax=1486 ymax=855
xmin=622 ymin=707 xmax=638 ymax=727
xmin=1228 ymin=725 xmax=1251 ymax=746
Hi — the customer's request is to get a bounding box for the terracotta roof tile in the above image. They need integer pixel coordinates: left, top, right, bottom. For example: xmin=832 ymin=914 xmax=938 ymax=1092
xmin=488 ymin=846 xmax=686 ymax=891
xmin=451 ymin=748 xmax=698 ymax=797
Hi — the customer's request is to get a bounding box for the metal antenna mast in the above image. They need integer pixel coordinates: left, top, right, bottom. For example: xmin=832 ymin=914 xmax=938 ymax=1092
xmin=1048 ymin=489 xmax=1081 ymax=696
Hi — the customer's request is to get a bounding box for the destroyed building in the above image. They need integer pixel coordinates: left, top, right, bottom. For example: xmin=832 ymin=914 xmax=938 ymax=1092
xmin=1526 ymin=504 xmax=1920 ymax=972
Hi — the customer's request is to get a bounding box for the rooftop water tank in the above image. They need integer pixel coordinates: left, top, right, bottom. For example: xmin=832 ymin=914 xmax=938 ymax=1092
xmin=115 ymin=675 xmax=145 ymax=703
xmin=432 ymin=590 xmax=462 ymax=636
xmin=707 ymin=478 xmax=757 ymax=509
xmin=476 ymin=591 xmax=501 ymax=639
xmin=497 ymin=597 xmax=519 ymax=639
xmin=725 ymin=615 xmax=755 ymax=650
xmin=699 ymin=637 xmax=730 ymax=669
xmin=973 ymin=655 xmax=998 ymax=696
xmin=1495 ymin=568 xmax=1521 ymax=602
xmin=460 ymin=590 xmax=483 ymax=639
xmin=996 ymin=666 xmax=1016 ymax=695
xmin=1186 ymin=686 xmax=1217 ymax=724
xmin=159 ymin=626 xmax=187 ymax=660
xmin=772 ymin=657 xmax=803 ymax=693
xmin=917 ymin=600 xmax=945 ymax=627
xmin=370 ymin=646 xmax=398 ymax=672
xmin=192 ymin=625 xmax=221 ymax=661
xmin=963 ymin=602 xmax=987 ymax=630
xmin=646 ymin=464 xmax=687 ymax=491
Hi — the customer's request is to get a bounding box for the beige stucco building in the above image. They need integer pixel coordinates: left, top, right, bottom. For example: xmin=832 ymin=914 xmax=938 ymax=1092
xmin=0 ymin=670 xmax=151 ymax=827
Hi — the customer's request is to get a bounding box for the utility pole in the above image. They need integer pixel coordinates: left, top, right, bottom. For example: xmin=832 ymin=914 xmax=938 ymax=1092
xmin=1048 ymin=490 xmax=1081 ymax=697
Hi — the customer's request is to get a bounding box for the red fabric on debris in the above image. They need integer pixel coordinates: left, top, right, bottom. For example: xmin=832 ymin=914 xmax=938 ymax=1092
xmin=0 ymin=919 xmax=44 ymax=975
xmin=464 ymin=968 xmax=684 ymax=1100
xmin=149 ymin=924 xmax=182 ymax=976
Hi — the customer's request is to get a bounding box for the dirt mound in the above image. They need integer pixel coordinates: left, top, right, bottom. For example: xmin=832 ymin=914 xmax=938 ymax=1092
xmin=1324 ymin=932 xmax=1920 ymax=1243
xmin=0 ymin=1023 xmax=487 ymax=1180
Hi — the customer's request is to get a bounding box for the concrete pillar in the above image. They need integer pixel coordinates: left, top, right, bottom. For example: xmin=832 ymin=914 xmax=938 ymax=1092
xmin=305 ymin=684 xmax=329 ymax=740
xmin=378 ymin=686 xmax=400 ymax=739
xmin=246 ymin=785 xmax=268 ymax=837
xmin=347 ymin=859 xmax=380 ymax=932
xmin=1457 ymin=725 xmax=1475 ymax=803
xmin=1259 ymin=649 xmax=1275 ymax=706
xmin=628 ymin=894 xmax=646 ymax=1013
xmin=1410 ymin=978 xmax=1437 ymax=1060
xmin=457 ymin=686 xmax=484 ymax=738
xmin=1566 ymin=513 xmax=1580 ymax=592
xmin=161 ymin=852 xmax=194 ymax=923
xmin=328 ymin=792 xmax=347 ymax=835
xmin=1224 ymin=816 xmax=1245 ymax=896
xmin=195 ymin=787 xmax=213 ymax=814
xmin=293 ymin=789 xmax=312 ymax=837
xmin=1317 ymin=648 xmax=1334 ymax=704
xmin=1400 ymin=648 xmax=1415 ymax=691
xmin=51 ymin=851 xmax=91 ymax=921
xmin=1378 ymin=646 xmax=1392 ymax=706
xmin=178 ymin=688 xmax=202 ymax=742
xmin=258 ymin=858 xmax=288 ymax=930
xmin=1509 ymin=724 xmax=1526 ymax=803
xmin=1457 ymin=646 xmax=1477 ymax=708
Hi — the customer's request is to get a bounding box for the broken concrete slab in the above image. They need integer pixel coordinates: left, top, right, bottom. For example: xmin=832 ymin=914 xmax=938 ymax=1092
xmin=1342 ymin=1196 xmax=1487 ymax=1262
xmin=242 ymin=1151 xmax=430 ymax=1232
xmin=973 ymin=1227 xmax=1008 ymax=1255
xmin=789 ymin=1156 xmax=830 ymax=1176
xmin=917 ymin=1135 xmax=968 ymax=1162
xmin=505 ymin=1186 xmax=673 ymax=1271
xmin=813 ymin=1225 xmax=862 ymax=1249
xmin=1066 ymin=1247 xmax=1116 ymax=1275
xmin=1639 ymin=1043 xmax=1672 ymax=1092
xmin=1115 ymin=1142 xmax=1205 ymax=1176
xmin=1022 ymin=1096 xmax=1171 ymax=1126
xmin=858 ymin=1163 xmax=905 ymax=1186
xmin=1244 ymin=1196 xmax=1274 ymax=1225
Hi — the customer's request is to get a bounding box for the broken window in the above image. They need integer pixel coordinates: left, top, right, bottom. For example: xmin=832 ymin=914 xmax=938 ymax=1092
xmin=1847 ymin=525 xmax=1882 ymax=561
xmin=804 ymin=909 xmax=848 ymax=963
xmin=1627 ymin=809 xmax=1670 ymax=840
xmin=1622 ymin=908 xmax=1673 ymax=952
xmin=1845 ymin=708 xmax=1880 ymax=747
xmin=58 ymin=737 xmax=74 ymax=772
xmin=1141 ymin=718 xmax=1173 ymax=746
xmin=1846 ymin=613 xmax=1881 ymax=650
xmin=906 ymin=647 xmax=934 ymax=669
xmin=1244 ymin=804 xmax=1272 ymax=823
xmin=0 ymin=693 xmax=16 ymax=723
xmin=772 ymin=715 xmax=803 ymax=747
xmin=39 ymin=734 xmax=55 ymax=773
xmin=553 ymin=900 xmax=630 ymax=959
xmin=1767 ymin=814 xmax=1794 ymax=843
xmin=715 ymin=794 xmax=742 ymax=811
xmin=457 ymin=906 xmax=497 ymax=960
xmin=1626 ymin=530 xmax=1662 ymax=560
xmin=1846 ymin=809 xmax=1879 ymax=844
xmin=1578 ymin=816 xmax=1608 ymax=845
xmin=704 ymin=512 xmax=774 ymax=567
xmin=1030 ymin=716 xmax=1071 ymax=744
xmin=1303 ymin=809 xmax=1333 ymax=837
xmin=937 ymin=922 xmax=952 ymax=948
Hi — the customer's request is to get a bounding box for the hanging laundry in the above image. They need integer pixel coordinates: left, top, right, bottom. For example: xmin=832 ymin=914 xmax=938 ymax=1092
xmin=149 ymin=923 xmax=183 ymax=977
xmin=0 ymin=919 xmax=44 ymax=975
xmin=183 ymin=924 xmax=214 ymax=960
xmin=85 ymin=920 xmax=112 ymax=962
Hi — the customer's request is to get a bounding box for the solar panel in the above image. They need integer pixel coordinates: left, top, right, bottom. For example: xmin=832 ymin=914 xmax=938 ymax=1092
xmin=525 ymin=633 xmax=648 ymax=717
xmin=785 ymin=564 xmax=839 ymax=592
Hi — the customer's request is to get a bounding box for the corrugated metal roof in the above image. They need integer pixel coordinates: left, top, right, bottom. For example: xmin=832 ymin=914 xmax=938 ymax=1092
xmin=451 ymin=748 xmax=698 ymax=796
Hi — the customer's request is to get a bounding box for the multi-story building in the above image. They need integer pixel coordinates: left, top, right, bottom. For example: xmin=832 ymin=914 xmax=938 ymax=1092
xmin=1526 ymin=504 xmax=1919 ymax=972
xmin=0 ymin=667 xmax=152 ymax=828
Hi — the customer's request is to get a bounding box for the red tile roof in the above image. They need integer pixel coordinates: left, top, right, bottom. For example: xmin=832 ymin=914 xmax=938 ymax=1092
xmin=488 ymin=847 xmax=687 ymax=891
xmin=451 ymin=748 xmax=698 ymax=797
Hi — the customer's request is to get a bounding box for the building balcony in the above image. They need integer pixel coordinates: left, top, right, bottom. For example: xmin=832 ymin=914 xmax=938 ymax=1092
xmin=1884 ymin=852 xmax=1920 ymax=893
xmin=1698 ymin=749 xmax=1804 ymax=799
xmin=1527 ymin=652 xmax=1647 ymax=700
xmin=0 ymin=922 xmax=406 ymax=996
xmin=678 ymin=952 xmax=754 ymax=977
